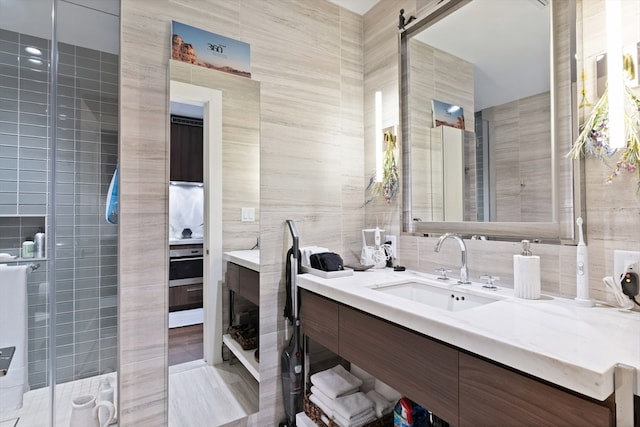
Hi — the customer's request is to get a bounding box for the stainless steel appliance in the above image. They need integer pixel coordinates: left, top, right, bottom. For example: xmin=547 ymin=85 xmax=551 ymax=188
xmin=169 ymin=246 xmax=203 ymax=287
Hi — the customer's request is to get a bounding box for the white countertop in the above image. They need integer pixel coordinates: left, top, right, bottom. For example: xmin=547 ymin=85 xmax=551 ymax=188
xmin=223 ymin=250 xmax=260 ymax=272
xmin=297 ymin=268 xmax=640 ymax=401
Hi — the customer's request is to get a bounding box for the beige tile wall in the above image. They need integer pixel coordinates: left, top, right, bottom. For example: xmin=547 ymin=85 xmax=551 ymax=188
xmin=120 ymin=1 xmax=363 ymax=425
xmin=119 ymin=0 xmax=639 ymax=425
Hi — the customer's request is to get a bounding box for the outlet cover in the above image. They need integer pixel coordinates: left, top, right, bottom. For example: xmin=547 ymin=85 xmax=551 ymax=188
xmin=385 ymin=234 xmax=397 ymax=258
xmin=614 ymin=250 xmax=640 ymax=282
xmin=241 ymin=207 xmax=255 ymax=222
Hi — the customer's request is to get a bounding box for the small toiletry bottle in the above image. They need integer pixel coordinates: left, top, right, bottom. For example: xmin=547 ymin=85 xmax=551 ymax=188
xmin=98 ymin=378 xmax=115 ymax=425
xmin=34 ymin=230 xmax=45 ymax=258
xmin=22 ymin=241 xmax=35 ymax=259
xmin=513 ymin=240 xmax=541 ymax=299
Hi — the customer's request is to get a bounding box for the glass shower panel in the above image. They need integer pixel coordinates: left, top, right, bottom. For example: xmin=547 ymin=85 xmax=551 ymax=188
xmin=53 ymin=1 xmax=119 ymax=426
xmin=0 ymin=0 xmax=53 ymax=424
xmin=0 ymin=1 xmax=119 ymax=425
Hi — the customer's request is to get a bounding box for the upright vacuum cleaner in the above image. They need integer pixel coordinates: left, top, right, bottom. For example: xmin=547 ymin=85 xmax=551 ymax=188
xmin=280 ymin=220 xmax=304 ymax=427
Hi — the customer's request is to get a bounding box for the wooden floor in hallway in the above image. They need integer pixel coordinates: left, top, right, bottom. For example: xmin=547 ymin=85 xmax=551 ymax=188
xmin=169 ymin=323 xmax=203 ymax=366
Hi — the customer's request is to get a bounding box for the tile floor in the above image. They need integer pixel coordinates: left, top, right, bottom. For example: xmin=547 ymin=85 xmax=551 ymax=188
xmin=0 ymin=372 xmax=117 ymax=427
xmin=0 ymin=359 xmax=258 ymax=427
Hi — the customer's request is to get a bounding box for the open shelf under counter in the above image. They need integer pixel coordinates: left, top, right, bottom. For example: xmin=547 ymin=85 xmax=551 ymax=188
xmin=222 ymin=334 xmax=259 ymax=382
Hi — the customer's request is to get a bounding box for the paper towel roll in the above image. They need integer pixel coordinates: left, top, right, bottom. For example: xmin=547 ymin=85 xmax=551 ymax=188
xmin=513 ymin=255 xmax=540 ymax=299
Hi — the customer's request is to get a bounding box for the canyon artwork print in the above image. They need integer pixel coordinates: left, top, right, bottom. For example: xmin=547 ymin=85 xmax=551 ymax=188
xmin=171 ymin=21 xmax=251 ymax=78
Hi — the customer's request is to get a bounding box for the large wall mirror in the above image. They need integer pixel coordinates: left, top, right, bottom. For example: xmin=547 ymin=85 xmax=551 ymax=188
xmin=401 ymin=0 xmax=582 ymax=242
xmin=167 ymin=59 xmax=260 ymax=425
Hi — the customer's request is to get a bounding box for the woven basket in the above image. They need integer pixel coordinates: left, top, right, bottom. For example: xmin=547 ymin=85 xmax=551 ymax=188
xmin=227 ymin=324 xmax=257 ymax=350
xmin=303 ymin=394 xmax=393 ymax=427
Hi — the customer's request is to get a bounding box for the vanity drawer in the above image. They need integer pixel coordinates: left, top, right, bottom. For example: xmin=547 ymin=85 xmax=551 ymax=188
xmin=239 ymin=266 xmax=259 ymax=306
xmin=339 ymin=306 xmax=458 ymax=425
xmin=225 ymin=262 xmax=259 ymax=306
xmin=458 ymin=353 xmax=614 ymax=427
xmin=300 ymin=289 xmax=339 ymax=354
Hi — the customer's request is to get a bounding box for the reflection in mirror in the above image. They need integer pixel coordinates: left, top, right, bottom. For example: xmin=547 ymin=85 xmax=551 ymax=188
xmin=167 ymin=62 xmax=260 ymax=425
xmin=402 ymin=0 xmax=581 ymax=241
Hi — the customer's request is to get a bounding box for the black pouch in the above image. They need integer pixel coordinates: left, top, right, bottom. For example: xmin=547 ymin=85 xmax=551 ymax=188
xmin=309 ymin=252 xmax=344 ymax=272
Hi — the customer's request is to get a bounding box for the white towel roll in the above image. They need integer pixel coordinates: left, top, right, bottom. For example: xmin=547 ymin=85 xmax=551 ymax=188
xmin=0 ymin=264 xmax=29 ymax=411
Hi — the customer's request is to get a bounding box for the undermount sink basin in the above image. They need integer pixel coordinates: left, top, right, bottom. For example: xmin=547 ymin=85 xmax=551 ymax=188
xmin=371 ymin=281 xmax=498 ymax=312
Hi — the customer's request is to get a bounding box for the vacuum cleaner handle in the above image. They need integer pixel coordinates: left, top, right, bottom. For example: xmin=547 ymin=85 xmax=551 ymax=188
xmin=286 ymin=219 xmax=300 ymax=317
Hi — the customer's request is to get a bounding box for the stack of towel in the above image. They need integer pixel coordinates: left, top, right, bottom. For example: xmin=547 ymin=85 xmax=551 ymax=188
xmin=309 ymin=364 xmax=374 ymax=427
xmin=308 ymin=364 xmax=397 ymax=427
xmin=349 ymin=364 xmax=396 ymax=418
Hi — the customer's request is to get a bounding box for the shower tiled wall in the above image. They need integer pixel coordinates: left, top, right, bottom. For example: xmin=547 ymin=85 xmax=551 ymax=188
xmin=0 ymin=28 xmax=118 ymax=389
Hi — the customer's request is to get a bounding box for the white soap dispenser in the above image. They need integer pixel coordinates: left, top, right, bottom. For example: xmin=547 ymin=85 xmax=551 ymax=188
xmin=513 ymin=240 xmax=541 ymax=299
xmin=574 ymin=217 xmax=594 ymax=307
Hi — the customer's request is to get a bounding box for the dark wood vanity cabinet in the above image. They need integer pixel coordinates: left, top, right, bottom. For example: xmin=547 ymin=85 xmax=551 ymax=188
xmin=300 ymin=289 xmax=615 ymax=427
xmin=225 ymin=262 xmax=259 ymax=306
xmin=300 ymin=290 xmax=340 ymax=354
xmin=458 ymin=353 xmax=613 ymax=426
xmin=339 ymin=305 xmax=459 ymax=424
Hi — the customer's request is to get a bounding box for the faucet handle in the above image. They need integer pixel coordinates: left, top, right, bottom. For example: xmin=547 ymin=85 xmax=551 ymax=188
xmin=435 ymin=267 xmax=452 ymax=280
xmin=480 ymin=275 xmax=500 ymax=289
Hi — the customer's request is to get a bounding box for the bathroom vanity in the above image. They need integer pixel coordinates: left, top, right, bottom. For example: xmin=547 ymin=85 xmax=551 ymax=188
xmin=298 ymin=270 xmax=640 ymax=426
xmin=223 ymin=250 xmax=260 ymax=381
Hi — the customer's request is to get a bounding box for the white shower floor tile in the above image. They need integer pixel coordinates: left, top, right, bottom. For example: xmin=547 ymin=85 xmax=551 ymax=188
xmin=0 ymin=372 xmax=117 ymax=427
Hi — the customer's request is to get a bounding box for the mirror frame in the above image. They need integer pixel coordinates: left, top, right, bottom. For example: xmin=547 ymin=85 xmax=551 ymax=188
xmin=400 ymin=0 xmax=584 ymax=243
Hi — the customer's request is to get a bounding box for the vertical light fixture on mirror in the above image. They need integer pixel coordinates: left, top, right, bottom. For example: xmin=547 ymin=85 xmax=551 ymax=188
xmin=375 ymin=91 xmax=383 ymax=182
xmin=606 ymin=0 xmax=624 ymax=150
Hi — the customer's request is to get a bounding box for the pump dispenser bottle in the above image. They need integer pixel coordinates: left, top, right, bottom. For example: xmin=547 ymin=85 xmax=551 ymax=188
xmin=513 ymin=240 xmax=541 ymax=299
xmin=98 ymin=378 xmax=115 ymax=425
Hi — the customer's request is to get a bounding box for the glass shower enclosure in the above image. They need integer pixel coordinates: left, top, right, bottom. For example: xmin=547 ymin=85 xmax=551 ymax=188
xmin=0 ymin=1 xmax=119 ymax=425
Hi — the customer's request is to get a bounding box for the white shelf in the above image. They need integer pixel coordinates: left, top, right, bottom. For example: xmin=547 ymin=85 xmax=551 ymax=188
xmin=222 ymin=334 xmax=260 ymax=382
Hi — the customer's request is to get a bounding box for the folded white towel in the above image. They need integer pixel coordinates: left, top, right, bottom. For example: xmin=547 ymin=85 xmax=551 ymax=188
xmin=311 ymin=365 xmax=363 ymax=399
xmin=333 ymin=408 xmax=376 ymax=427
xmin=333 ymin=392 xmax=374 ymax=420
xmin=311 ymin=386 xmax=335 ymax=411
xmin=350 ymin=364 xmax=375 ymax=393
xmin=365 ymin=389 xmax=394 ymax=417
xmin=373 ymin=378 xmax=401 ymax=402
xmin=309 ymin=393 xmax=334 ymax=419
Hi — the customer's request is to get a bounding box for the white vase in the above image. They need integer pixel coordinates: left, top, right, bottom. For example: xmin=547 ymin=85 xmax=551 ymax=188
xmin=70 ymin=394 xmax=115 ymax=427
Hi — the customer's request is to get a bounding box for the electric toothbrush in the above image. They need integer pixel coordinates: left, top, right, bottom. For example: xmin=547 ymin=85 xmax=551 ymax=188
xmin=575 ymin=217 xmax=594 ymax=307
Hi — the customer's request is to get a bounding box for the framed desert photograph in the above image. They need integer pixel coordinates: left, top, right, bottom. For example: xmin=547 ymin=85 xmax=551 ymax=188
xmin=171 ymin=21 xmax=251 ymax=78
xmin=432 ymin=99 xmax=465 ymax=129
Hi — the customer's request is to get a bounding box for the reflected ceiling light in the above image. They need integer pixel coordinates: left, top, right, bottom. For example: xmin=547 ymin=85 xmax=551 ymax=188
xmin=28 ymin=58 xmax=43 ymax=65
xmin=375 ymin=91 xmax=383 ymax=183
xmin=447 ymin=105 xmax=461 ymax=114
xmin=25 ymin=46 xmax=42 ymax=56
xmin=606 ymin=0 xmax=624 ymax=150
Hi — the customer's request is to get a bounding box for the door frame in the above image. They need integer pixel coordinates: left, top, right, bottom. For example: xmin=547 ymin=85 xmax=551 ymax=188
xmin=169 ymin=80 xmax=223 ymax=365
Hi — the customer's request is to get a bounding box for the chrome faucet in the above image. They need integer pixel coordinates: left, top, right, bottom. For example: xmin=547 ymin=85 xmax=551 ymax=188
xmin=434 ymin=233 xmax=470 ymax=284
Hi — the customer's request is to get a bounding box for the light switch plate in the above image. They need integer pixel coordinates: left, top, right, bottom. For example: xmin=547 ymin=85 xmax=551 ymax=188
xmin=241 ymin=207 xmax=255 ymax=222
